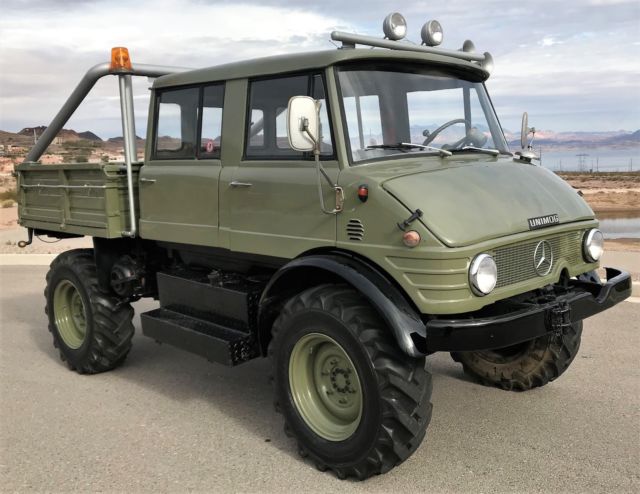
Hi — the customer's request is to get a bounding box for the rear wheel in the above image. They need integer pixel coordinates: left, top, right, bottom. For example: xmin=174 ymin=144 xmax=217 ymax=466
xmin=451 ymin=321 xmax=583 ymax=391
xmin=45 ymin=249 xmax=135 ymax=374
xmin=269 ymin=284 xmax=432 ymax=480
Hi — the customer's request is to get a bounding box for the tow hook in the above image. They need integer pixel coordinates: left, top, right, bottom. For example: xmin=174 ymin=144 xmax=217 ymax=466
xmin=548 ymin=300 xmax=572 ymax=337
xmin=17 ymin=228 xmax=33 ymax=249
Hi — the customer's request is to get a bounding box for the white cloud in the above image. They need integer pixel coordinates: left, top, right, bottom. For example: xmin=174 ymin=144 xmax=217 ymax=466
xmin=0 ymin=1 xmax=344 ymax=137
xmin=539 ymin=36 xmax=561 ymax=47
xmin=0 ymin=0 xmax=638 ymax=134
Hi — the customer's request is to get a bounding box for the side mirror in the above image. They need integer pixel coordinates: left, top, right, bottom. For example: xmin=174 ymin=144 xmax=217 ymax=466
xmin=287 ymin=96 xmax=320 ymax=152
xmin=520 ymin=111 xmax=537 ymax=150
xmin=517 ymin=111 xmax=539 ymax=162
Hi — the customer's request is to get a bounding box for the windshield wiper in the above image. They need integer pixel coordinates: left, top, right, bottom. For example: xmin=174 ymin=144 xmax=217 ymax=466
xmin=449 ymin=146 xmax=501 ymax=156
xmin=365 ymin=142 xmax=451 ymax=157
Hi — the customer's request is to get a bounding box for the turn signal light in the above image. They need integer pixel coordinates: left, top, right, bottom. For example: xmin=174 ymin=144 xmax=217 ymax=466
xmin=402 ymin=230 xmax=421 ymax=248
xmin=358 ymin=185 xmax=369 ymax=202
xmin=110 ymin=47 xmax=132 ymax=71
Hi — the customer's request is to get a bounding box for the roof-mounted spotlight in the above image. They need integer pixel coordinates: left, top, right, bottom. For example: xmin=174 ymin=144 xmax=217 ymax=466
xmin=481 ymin=52 xmax=494 ymax=73
xmin=461 ymin=39 xmax=476 ymax=53
xmin=421 ymin=20 xmax=443 ymax=46
xmin=383 ymin=12 xmax=407 ymax=41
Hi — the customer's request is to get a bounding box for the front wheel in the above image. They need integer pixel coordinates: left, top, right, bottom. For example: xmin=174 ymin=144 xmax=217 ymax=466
xmin=451 ymin=321 xmax=583 ymax=391
xmin=269 ymin=284 xmax=432 ymax=480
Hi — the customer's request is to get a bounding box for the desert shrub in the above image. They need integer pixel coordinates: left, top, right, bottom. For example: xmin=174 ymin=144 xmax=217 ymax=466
xmin=1 ymin=199 xmax=15 ymax=208
xmin=0 ymin=188 xmax=17 ymax=202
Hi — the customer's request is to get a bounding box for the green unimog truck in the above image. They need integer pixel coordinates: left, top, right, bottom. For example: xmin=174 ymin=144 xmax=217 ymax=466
xmin=16 ymin=13 xmax=631 ymax=480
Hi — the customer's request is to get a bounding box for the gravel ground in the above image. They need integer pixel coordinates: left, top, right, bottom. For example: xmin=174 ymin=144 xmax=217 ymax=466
xmin=1 ymin=265 xmax=639 ymax=493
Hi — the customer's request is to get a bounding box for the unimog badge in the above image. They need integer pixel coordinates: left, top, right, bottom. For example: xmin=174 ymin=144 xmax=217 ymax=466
xmin=528 ymin=214 xmax=560 ymax=230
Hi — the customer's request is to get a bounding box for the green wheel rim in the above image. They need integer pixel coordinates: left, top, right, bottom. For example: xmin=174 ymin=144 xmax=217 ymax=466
xmin=289 ymin=333 xmax=363 ymax=442
xmin=53 ymin=279 xmax=88 ymax=349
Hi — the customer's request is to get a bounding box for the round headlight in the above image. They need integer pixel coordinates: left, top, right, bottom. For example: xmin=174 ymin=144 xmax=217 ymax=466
xmin=421 ymin=20 xmax=443 ymax=46
xmin=383 ymin=12 xmax=407 ymax=41
xmin=469 ymin=254 xmax=497 ymax=296
xmin=583 ymin=229 xmax=604 ymax=262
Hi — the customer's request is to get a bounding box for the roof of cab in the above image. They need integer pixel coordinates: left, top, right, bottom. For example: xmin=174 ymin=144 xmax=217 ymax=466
xmin=153 ymin=48 xmax=489 ymax=89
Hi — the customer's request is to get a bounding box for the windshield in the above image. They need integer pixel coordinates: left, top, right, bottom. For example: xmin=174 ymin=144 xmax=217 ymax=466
xmin=337 ymin=65 xmax=509 ymax=164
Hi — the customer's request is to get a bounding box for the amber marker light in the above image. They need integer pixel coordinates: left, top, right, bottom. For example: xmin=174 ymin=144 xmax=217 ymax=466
xmin=402 ymin=230 xmax=421 ymax=247
xmin=110 ymin=47 xmax=132 ymax=71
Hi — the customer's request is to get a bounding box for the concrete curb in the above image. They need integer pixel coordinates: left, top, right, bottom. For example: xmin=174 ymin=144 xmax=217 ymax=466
xmin=0 ymin=254 xmax=56 ymax=266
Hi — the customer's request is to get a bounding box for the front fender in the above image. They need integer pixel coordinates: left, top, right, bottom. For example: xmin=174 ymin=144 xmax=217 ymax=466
xmin=258 ymin=252 xmax=426 ymax=357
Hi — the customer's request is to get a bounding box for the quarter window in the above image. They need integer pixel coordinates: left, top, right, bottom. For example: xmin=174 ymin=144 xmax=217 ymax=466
xmin=200 ymin=84 xmax=225 ymax=158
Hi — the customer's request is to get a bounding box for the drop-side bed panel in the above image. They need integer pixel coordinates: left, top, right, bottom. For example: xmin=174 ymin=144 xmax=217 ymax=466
xmin=15 ymin=162 xmax=140 ymax=238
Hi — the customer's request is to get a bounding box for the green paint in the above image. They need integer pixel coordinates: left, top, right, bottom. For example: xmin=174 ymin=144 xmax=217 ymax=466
xmin=53 ymin=280 xmax=87 ymax=349
xmin=17 ymin=47 xmax=599 ymax=317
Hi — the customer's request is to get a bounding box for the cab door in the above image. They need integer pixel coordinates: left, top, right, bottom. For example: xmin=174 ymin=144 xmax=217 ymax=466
xmin=139 ymin=84 xmax=225 ymax=247
xmin=219 ymin=74 xmax=338 ymax=260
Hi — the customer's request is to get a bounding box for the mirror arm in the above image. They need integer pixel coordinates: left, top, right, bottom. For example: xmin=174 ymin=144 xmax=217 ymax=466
xmin=302 ymin=125 xmax=343 ymax=215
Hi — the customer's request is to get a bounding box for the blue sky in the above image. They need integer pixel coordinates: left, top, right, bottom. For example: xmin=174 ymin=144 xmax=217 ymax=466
xmin=0 ymin=0 xmax=638 ymax=138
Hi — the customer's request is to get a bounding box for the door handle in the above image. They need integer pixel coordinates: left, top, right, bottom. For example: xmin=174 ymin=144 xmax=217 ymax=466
xmin=230 ymin=181 xmax=253 ymax=188
xmin=140 ymin=178 xmax=156 ymax=184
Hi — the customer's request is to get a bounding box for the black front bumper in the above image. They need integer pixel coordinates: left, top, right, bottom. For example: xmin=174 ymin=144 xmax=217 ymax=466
xmin=425 ymin=268 xmax=632 ymax=352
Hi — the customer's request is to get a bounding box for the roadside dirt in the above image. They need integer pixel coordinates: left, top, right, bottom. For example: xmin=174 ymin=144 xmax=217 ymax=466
xmin=559 ymin=172 xmax=640 ymax=212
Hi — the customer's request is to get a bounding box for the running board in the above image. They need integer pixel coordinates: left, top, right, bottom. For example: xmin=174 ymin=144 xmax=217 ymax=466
xmin=141 ymin=308 xmax=257 ymax=366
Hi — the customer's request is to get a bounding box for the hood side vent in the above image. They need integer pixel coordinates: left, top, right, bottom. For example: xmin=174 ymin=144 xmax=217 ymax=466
xmin=346 ymin=219 xmax=365 ymax=241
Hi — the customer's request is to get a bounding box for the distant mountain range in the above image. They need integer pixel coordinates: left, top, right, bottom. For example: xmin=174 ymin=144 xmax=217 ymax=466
xmin=504 ymin=129 xmax=640 ymax=150
xmin=17 ymin=126 xmax=103 ymax=142
xmin=1 ymin=126 xmax=639 ymax=151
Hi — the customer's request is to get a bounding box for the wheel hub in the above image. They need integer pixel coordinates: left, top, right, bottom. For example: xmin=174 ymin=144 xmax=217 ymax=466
xmin=52 ymin=279 xmax=87 ymax=349
xmin=289 ymin=333 xmax=363 ymax=442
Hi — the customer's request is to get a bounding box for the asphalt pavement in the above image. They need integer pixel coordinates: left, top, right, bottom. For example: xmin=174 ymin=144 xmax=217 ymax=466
xmin=1 ymin=265 xmax=639 ymax=493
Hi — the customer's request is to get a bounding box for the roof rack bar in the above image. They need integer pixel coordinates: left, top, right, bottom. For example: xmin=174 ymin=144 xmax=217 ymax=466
xmin=24 ymin=62 xmax=190 ymax=164
xmin=330 ymin=31 xmax=486 ymax=63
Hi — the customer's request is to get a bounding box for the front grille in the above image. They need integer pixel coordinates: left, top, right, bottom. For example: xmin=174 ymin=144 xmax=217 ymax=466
xmin=494 ymin=231 xmax=584 ymax=288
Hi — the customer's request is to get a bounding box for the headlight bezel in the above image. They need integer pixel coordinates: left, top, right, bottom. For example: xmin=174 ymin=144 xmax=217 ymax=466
xmin=469 ymin=253 xmax=498 ymax=296
xmin=583 ymin=228 xmax=604 ymax=263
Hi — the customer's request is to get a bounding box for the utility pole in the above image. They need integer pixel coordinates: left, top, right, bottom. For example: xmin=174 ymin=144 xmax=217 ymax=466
xmin=576 ymin=153 xmax=588 ymax=172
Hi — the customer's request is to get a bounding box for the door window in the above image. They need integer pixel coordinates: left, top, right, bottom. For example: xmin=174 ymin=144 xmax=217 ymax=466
xmin=155 ymin=87 xmax=199 ymax=159
xmin=245 ymin=74 xmax=334 ymax=159
xmin=154 ymin=83 xmax=225 ymax=160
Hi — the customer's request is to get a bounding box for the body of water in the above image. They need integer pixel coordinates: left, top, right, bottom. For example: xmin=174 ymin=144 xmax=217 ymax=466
xmin=596 ymin=211 xmax=640 ymax=239
xmin=539 ymin=147 xmax=639 ymax=172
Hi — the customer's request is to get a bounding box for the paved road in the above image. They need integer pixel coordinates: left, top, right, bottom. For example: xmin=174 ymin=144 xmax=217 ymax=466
xmin=1 ymin=265 xmax=639 ymax=493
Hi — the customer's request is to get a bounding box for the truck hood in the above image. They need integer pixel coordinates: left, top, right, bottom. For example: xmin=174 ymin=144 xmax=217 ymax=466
xmin=382 ymin=160 xmax=594 ymax=247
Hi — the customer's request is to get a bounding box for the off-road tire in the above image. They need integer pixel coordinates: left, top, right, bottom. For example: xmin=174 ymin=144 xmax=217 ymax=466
xmin=268 ymin=284 xmax=432 ymax=480
xmin=451 ymin=321 xmax=583 ymax=391
xmin=44 ymin=249 xmax=135 ymax=374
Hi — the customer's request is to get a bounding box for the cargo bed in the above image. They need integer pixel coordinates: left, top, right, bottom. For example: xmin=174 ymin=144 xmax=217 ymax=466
xmin=15 ymin=162 xmax=140 ymax=238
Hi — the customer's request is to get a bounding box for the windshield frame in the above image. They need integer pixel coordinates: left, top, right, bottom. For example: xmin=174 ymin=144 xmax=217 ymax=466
xmin=334 ymin=62 xmax=510 ymax=166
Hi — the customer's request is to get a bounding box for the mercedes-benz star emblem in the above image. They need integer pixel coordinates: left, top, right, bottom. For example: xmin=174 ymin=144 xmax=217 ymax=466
xmin=533 ymin=240 xmax=553 ymax=276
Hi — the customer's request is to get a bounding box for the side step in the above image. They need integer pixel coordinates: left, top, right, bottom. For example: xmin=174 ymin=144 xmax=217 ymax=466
xmin=141 ymin=308 xmax=257 ymax=366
